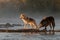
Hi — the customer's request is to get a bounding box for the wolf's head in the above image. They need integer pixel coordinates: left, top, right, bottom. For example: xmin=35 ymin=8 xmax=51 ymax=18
xmin=39 ymin=23 xmax=44 ymax=28
xmin=20 ymin=14 xmax=26 ymax=19
xmin=39 ymin=19 xmax=47 ymax=28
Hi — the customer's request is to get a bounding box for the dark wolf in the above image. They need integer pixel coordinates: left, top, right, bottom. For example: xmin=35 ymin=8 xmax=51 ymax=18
xmin=39 ymin=16 xmax=55 ymax=34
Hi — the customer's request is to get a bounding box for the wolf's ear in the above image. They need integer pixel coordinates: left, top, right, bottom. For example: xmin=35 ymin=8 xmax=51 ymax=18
xmin=20 ymin=14 xmax=25 ymax=17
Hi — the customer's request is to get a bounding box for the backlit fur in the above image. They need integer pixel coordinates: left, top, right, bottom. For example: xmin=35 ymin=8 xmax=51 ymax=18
xmin=20 ymin=14 xmax=38 ymax=29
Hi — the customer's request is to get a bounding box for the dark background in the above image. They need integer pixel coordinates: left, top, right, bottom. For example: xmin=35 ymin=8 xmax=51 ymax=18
xmin=0 ymin=0 xmax=60 ymax=24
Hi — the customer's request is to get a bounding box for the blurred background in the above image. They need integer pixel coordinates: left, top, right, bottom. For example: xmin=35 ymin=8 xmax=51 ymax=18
xmin=0 ymin=0 xmax=60 ymax=27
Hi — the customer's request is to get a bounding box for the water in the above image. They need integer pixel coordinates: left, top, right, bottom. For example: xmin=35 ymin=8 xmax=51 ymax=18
xmin=0 ymin=17 xmax=59 ymax=40
xmin=0 ymin=32 xmax=59 ymax=40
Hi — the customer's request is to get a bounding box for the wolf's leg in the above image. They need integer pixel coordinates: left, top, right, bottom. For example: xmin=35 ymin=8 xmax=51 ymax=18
xmin=30 ymin=24 xmax=34 ymax=29
xmin=49 ymin=24 xmax=52 ymax=34
xmin=32 ymin=24 xmax=36 ymax=29
xmin=52 ymin=24 xmax=55 ymax=35
xmin=24 ymin=24 xmax=28 ymax=29
xmin=33 ymin=24 xmax=39 ymax=29
xmin=44 ymin=27 xmax=47 ymax=34
xmin=32 ymin=20 xmax=38 ymax=29
xmin=52 ymin=26 xmax=55 ymax=35
xmin=52 ymin=22 xmax=55 ymax=35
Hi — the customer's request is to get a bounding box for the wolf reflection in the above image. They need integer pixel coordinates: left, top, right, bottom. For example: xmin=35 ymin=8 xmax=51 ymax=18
xmin=20 ymin=13 xmax=55 ymax=34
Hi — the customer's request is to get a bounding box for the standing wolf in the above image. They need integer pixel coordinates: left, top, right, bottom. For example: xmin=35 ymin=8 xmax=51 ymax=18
xmin=39 ymin=16 xmax=55 ymax=34
xmin=20 ymin=14 xmax=38 ymax=29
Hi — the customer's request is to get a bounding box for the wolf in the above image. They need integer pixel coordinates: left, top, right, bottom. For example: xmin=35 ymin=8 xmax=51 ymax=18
xmin=39 ymin=16 xmax=55 ymax=34
xmin=20 ymin=14 xmax=38 ymax=29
